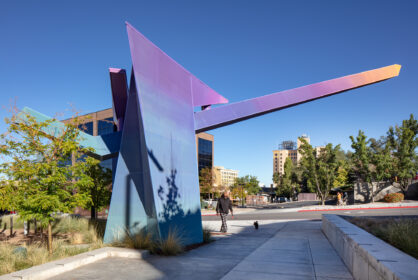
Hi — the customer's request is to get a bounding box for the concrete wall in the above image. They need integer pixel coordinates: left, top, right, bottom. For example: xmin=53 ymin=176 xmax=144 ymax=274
xmin=298 ymin=193 xmax=318 ymax=201
xmin=322 ymin=214 xmax=418 ymax=280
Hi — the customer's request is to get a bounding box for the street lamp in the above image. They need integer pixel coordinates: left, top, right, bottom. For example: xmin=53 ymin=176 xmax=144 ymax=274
xmin=240 ymin=183 xmax=244 ymax=207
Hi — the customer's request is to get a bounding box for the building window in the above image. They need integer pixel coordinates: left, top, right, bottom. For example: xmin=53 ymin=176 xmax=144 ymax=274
xmin=98 ymin=117 xmax=115 ymax=136
xmin=78 ymin=122 xmax=94 ymax=135
xmin=198 ymin=138 xmax=212 ymax=173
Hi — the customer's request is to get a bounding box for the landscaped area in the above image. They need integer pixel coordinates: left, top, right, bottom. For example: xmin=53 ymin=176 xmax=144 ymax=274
xmin=346 ymin=216 xmax=418 ymax=259
xmin=0 ymin=215 xmax=105 ymax=275
xmin=0 ymin=214 xmax=213 ymax=276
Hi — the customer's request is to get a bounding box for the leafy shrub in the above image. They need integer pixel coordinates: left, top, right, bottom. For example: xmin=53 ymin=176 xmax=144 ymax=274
xmin=384 ymin=193 xmax=404 ymax=203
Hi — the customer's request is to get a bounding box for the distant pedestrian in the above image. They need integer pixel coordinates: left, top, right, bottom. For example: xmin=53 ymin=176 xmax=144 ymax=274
xmin=337 ymin=192 xmax=343 ymax=206
xmin=216 ymin=191 xmax=234 ymax=233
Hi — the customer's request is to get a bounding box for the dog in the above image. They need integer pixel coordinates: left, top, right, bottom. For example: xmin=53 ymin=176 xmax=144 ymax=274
xmin=253 ymin=221 xmax=259 ymax=230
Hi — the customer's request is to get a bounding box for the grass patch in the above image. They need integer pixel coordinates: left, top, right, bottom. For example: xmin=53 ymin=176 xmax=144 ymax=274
xmin=52 ymin=216 xmax=106 ymax=245
xmin=347 ymin=217 xmax=418 ymax=259
xmin=115 ymin=229 xmax=154 ymax=250
xmin=0 ymin=239 xmax=95 ymax=276
xmin=202 ymin=227 xmax=213 ymax=244
xmin=115 ymin=227 xmax=213 ymax=255
xmin=0 ymin=215 xmax=25 ymax=231
xmin=0 ymin=216 xmax=105 ymax=276
xmin=114 ymin=228 xmax=184 ymax=256
xmin=153 ymin=229 xmax=184 ymax=256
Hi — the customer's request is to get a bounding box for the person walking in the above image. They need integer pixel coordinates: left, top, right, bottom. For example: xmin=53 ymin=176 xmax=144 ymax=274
xmin=216 ymin=191 xmax=234 ymax=233
xmin=337 ymin=192 xmax=342 ymax=206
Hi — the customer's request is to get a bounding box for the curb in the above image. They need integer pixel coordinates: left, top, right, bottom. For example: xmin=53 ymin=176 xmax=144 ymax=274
xmin=322 ymin=214 xmax=418 ymax=279
xmin=299 ymin=205 xmax=418 ymax=212
xmin=0 ymin=247 xmax=149 ymax=280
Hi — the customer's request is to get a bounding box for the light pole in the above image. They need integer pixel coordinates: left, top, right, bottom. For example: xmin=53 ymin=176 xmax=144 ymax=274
xmin=240 ymin=184 xmax=244 ymax=207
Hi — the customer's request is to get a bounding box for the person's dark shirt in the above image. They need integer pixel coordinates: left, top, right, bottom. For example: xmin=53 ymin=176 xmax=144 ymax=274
xmin=216 ymin=195 xmax=233 ymax=215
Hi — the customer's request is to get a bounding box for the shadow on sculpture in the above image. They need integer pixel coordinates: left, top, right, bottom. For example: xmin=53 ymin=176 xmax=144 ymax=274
xmin=157 ymin=168 xmax=201 ymax=244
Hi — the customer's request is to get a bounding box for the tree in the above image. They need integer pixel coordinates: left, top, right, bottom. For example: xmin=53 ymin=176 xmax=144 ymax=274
xmin=333 ymin=164 xmax=349 ymax=189
xmin=82 ymin=163 xmax=112 ymax=219
xmin=0 ymin=180 xmax=18 ymax=236
xmin=199 ymin=167 xmax=215 ymax=199
xmin=386 ymin=114 xmax=418 ymax=194
xmin=350 ymin=130 xmax=375 ymax=202
xmin=273 ymin=158 xmax=299 ymax=198
xmin=370 ymin=138 xmax=393 ymax=193
xmin=0 ymin=109 xmax=98 ymax=253
xmin=298 ymin=138 xmax=342 ymax=205
xmin=231 ymin=175 xmax=260 ymax=206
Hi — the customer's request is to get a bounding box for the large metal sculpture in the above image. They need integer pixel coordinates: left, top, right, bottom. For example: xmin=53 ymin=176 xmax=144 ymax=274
xmin=23 ymin=22 xmax=401 ymax=245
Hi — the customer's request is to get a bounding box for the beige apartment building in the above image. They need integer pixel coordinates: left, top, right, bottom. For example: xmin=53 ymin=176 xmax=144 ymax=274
xmin=214 ymin=166 xmax=239 ymax=188
xmin=273 ymin=135 xmax=324 ymax=176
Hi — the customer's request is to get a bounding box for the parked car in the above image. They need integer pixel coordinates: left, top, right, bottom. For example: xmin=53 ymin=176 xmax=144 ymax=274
xmin=278 ymin=197 xmax=288 ymax=203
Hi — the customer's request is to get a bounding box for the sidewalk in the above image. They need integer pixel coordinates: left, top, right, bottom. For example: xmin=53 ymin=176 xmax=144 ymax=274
xmin=48 ymin=219 xmax=352 ymax=280
xmin=299 ymin=201 xmax=418 ymax=212
xmin=201 ymin=207 xmax=256 ymax=216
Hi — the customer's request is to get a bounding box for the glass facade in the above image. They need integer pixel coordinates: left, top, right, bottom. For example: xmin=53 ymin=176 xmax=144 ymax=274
xmin=100 ymin=158 xmax=113 ymax=172
xmin=198 ymin=138 xmax=212 ymax=172
xmin=78 ymin=121 xmax=94 ymax=135
xmin=98 ymin=117 xmax=115 ymax=135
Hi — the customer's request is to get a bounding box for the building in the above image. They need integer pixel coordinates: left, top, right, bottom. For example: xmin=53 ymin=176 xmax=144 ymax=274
xmin=196 ymin=132 xmax=214 ymax=173
xmin=62 ymin=108 xmax=116 ymax=171
xmin=63 ymin=108 xmax=214 ymax=174
xmin=214 ymin=166 xmax=239 ymax=188
xmin=273 ymin=139 xmax=299 ymax=176
xmin=273 ymin=135 xmax=324 ymax=176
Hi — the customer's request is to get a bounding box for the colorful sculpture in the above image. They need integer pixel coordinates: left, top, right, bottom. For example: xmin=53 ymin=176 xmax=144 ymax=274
xmin=22 ymin=22 xmax=401 ymax=245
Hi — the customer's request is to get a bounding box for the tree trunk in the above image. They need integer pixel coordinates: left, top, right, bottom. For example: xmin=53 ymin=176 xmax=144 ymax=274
xmin=34 ymin=219 xmax=38 ymax=234
xmin=24 ymin=221 xmax=28 ymax=236
xmin=370 ymin=182 xmax=375 ymax=203
xmin=9 ymin=215 xmax=13 ymax=237
xmin=47 ymin=221 xmax=52 ymax=254
xmin=91 ymin=206 xmax=97 ymax=220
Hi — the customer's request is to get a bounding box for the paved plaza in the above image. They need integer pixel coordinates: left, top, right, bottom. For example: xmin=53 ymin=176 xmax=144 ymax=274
xmin=49 ymin=219 xmax=352 ymax=280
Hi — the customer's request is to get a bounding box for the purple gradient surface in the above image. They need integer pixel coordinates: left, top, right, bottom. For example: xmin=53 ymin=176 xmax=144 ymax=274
xmin=109 ymin=68 xmax=128 ymax=131
xmin=194 ymin=64 xmax=401 ymax=132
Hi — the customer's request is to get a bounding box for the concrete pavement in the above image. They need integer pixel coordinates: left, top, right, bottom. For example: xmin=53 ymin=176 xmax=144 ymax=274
xmin=48 ymin=219 xmax=352 ymax=280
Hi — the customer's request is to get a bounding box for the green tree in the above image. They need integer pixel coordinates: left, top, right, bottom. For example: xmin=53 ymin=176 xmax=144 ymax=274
xmin=350 ymin=130 xmax=375 ymax=202
xmin=82 ymin=163 xmax=112 ymax=219
xmin=273 ymin=158 xmax=299 ymax=198
xmin=299 ymin=138 xmax=342 ymax=205
xmin=0 ymin=180 xmax=18 ymax=236
xmin=231 ymin=175 xmax=260 ymax=206
xmin=199 ymin=167 xmax=215 ymax=199
xmin=386 ymin=114 xmax=418 ymax=194
xmin=333 ymin=164 xmax=349 ymax=189
xmin=370 ymin=138 xmax=393 ymax=192
xmin=0 ymin=109 xmax=98 ymax=253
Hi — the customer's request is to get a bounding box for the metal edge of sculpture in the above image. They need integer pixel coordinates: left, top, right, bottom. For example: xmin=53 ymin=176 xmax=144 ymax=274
xmin=21 ymin=22 xmax=401 ymax=246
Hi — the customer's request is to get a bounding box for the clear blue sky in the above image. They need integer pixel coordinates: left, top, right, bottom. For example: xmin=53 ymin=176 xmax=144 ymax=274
xmin=1 ymin=0 xmax=417 ymax=186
